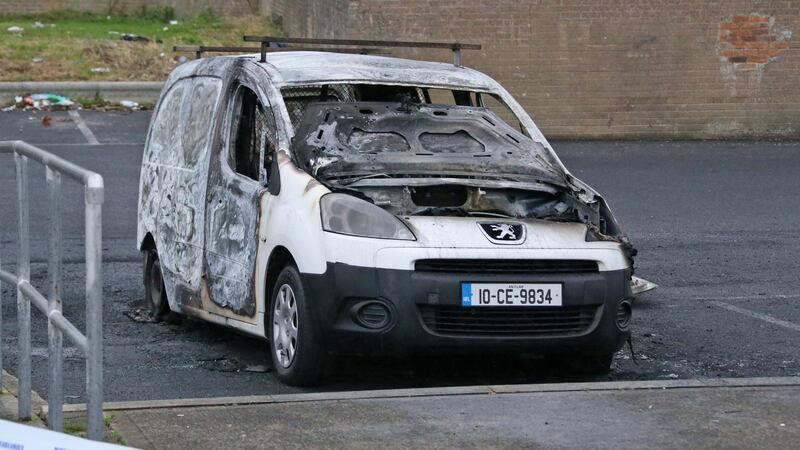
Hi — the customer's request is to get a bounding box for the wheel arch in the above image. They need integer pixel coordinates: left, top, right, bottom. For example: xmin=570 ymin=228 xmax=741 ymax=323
xmin=264 ymin=245 xmax=297 ymax=330
xmin=140 ymin=232 xmax=156 ymax=251
xmin=140 ymin=232 xmax=156 ymax=287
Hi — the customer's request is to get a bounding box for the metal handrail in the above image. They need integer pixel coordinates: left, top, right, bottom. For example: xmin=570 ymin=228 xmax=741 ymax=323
xmin=0 ymin=140 xmax=104 ymax=440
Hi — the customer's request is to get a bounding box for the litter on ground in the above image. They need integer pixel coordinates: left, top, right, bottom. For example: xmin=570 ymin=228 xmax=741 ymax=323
xmin=120 ymin=33 xmax=150 ymax=43
xmin=120 ymin=100 xmax=140 ymax=110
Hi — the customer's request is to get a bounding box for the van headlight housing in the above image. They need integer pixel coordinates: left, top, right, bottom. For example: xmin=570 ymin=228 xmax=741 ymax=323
xmin=320 ymin=193 xmax=415 ymax=241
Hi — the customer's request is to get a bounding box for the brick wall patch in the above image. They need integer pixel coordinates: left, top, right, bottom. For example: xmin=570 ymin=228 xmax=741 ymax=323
xmin=719 ymin=14 xmax=791 ymax=71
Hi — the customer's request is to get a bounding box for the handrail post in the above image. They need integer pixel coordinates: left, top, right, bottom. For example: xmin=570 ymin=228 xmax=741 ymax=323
xmin=2 ymin=141 xmax=105 ymax=440
xmin=0 ymin=207 xmax=3 ymax=392
xmin=85 ymin=182 xmax=104 ymax=441
xmin=14 ymin=151 xmax=32 ymax=421
xmin=452 ymin=45 xmax=462 ymax=67
xmin=46 ymin=167 xmax=64 ymax=432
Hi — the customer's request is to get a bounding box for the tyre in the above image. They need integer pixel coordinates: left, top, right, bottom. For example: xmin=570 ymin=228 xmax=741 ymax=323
xmin=144 ymin=249 xmax=170 ymax=322
xmin=269 ymin=265 xmax=325 ymax=386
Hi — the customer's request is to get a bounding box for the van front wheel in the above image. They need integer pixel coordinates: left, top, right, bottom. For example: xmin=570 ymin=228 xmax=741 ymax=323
xmin=144 ymin=249 xmax=169 ymax=321
xmin=269 ymin=265 xmax=325 ymax=386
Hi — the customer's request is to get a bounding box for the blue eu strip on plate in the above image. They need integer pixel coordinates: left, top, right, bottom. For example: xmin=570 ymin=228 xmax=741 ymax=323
xmin=461 ymin=283 xmax=472 ymax=306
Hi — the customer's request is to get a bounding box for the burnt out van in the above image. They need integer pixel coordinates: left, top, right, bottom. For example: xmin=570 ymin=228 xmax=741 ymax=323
xmin=137 ymin=38 xmax=654 ymax=385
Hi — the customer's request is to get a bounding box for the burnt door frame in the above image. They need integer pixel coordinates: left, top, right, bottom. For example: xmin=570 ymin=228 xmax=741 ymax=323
xmin=202 ymin=62 xmax=278 ymax=318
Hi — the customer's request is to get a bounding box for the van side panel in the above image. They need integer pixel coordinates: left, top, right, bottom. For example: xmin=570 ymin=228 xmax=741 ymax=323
xmin=137 ymin=76 xmax=223 ymax=311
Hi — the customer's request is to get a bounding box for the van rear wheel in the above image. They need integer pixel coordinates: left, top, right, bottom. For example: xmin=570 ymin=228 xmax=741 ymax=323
xmin=269 ymin=265 xmax=325 ymax=386
xmin=144 ymin=249 xmax=170 ymax=321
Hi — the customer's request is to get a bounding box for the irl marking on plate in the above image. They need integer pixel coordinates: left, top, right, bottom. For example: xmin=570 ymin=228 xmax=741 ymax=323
xmin=461 ymin=283 xmax=472 ymax=306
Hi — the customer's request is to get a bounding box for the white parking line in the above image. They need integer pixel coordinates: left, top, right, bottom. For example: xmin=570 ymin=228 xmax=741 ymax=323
xmin=68 ymin=110 xmax=100 ymax=145
xmin=671 ymin=294 xmax=800 ymax=302
xmin=710 ymin=300 xmax=800 ymax=333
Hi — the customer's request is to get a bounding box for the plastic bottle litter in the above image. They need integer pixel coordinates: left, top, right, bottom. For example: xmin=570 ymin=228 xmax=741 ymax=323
xmin=22 ymin=93 xmax=75 ymax=109
xmin=90 ymin=67 xmax=112 ymax=73
xmin=120 ymin=100 xmax=140 ymax=110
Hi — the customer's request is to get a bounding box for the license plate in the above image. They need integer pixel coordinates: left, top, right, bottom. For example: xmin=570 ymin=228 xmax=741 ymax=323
xmin=461 ymin=283 xmax=563 ymax=307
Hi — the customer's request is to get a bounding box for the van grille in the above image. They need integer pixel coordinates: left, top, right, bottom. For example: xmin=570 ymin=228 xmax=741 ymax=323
xmin=414 ymin=259 xmax=598 ymax=274
xmin=418 ymin=305 xmax=599 ymax=337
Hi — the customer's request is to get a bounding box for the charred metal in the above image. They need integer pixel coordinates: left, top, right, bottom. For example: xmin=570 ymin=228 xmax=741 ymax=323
xmin=136 ymin=48 xmax=651 ymax=361
xmin=290 ymin=99 xmax=632 ymax=252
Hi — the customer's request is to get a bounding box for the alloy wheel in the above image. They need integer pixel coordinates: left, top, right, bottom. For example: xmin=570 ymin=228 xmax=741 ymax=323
xmin=273 ymin=284 xmax=299 ymax=368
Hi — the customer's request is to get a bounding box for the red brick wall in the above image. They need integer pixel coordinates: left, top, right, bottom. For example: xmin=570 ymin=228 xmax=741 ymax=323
xmin=268 ymin=0 xmax=800 ymax=139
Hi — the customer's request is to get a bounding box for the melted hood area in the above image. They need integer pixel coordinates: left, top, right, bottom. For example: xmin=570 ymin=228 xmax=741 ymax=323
xmin=292 ymin=102 xmax=569 ymax=188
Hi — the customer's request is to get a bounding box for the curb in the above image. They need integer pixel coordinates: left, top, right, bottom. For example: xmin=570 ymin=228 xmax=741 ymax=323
xmin=50 ymin=376 xmax=800 ymax=414
xmin=0 ymin=81 xmax=164 ymax=104
xmin=1 ymin=370 xmax=47 ymax=427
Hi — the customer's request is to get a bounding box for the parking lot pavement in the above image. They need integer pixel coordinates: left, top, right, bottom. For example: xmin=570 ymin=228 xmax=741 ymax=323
xmin=1 ymin=110 xmax=799 ymax=403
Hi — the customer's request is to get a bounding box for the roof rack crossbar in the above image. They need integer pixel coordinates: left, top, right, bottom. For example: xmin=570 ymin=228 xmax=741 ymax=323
xmin=173 ymin=45 xmax=382 ymax=59
xmin=242 ymin=36 xmax=481 ymax=66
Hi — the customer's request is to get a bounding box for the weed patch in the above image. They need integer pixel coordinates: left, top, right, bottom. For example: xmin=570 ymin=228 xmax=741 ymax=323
xmin=0 ymin=10 xmax=281 ymax=81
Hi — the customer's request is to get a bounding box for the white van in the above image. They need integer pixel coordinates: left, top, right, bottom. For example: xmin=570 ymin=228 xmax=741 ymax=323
xmin=137 ymin=46 xmax=648 ymax=385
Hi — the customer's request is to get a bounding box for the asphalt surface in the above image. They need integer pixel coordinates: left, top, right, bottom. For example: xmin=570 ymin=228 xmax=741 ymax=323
xmin=0 ymin=110 xmax=799 ymax=403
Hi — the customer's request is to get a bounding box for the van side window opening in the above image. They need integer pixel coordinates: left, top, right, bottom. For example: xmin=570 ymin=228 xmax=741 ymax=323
xmin=259 ymin=102 xmax=278 ymax=166
xmin=182 ymin=78 xmax=222 ymax=166
xmin=147 ymin=82 xmax=185 ymax=164
xmin=230 ymin=87 xmax=267 ymax=181
xmin=146 ymin=77 xmax=221 ymax=168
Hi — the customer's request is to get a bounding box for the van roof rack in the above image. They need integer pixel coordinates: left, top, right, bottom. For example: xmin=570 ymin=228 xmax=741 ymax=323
xmin=242 ymin=36 xmax=481 ymax=66
xmin=173 ymin=45 xmax=382 ymax=60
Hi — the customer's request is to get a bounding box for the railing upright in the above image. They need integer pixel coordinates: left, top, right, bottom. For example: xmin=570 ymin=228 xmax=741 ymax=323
xmin=46 ymin=167 xmax=64 ymax=431
xmin=84 ymin=170 xmax=104 ymax=440
xmin=14 ymin=152 xmax=32 ymax=421
xmin=0 ymin=140 xmax=104 ymax=441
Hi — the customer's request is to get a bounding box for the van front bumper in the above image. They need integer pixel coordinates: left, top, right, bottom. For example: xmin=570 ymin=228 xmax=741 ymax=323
xmin=301 ymin=262 xmax=631 ymax=357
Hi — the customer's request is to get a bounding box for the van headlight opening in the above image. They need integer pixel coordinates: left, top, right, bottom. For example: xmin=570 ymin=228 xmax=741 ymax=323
xmin=320 ymin=193 xmax=415 ymax=241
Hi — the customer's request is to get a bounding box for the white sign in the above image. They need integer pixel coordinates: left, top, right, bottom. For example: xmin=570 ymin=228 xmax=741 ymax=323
xmin=0 ymin=419 xmax=131 ymax=450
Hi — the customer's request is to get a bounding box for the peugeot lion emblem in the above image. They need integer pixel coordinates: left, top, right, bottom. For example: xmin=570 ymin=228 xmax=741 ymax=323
xmin=478 ymin=222 xmax=525 ymax=244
